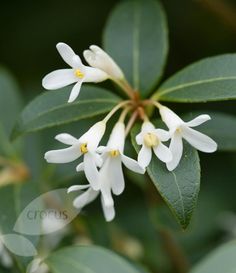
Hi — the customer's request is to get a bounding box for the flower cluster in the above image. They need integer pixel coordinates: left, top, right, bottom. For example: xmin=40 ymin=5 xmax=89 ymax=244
xmin=45 ymin=121 xmax=145 ymax=221
xmin=44 ymin=43 xmax=217 ymax=221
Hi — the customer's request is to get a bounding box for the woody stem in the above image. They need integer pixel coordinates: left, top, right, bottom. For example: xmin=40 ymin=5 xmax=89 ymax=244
xmin=119 ymin=107 xmax=132 ymax=123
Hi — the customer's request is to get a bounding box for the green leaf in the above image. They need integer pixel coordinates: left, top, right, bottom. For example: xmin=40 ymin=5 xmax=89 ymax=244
xmin=131 ymin=124 xmax=200 ymax=229
xmin=153 ymin=54 xmax=236 ymax=102
xmin=183 ymin=111 xmax=236 ymax=152
xmin=11 ymin=86 xmax=121 ymax=140
xmin=190 ymin=241 xmax=236 ymax=273
xmin=0 ymin=183 xmax=41 ymax=236
xmin=0 ymin=67 xmax=22 ymax=135
xmin=46 ymin=246 xmax=143 ymax=273
xmin=103 ymin=0 xmax=168 ymax=97
xmin=0 ymin=123 xmax=16 ymax=158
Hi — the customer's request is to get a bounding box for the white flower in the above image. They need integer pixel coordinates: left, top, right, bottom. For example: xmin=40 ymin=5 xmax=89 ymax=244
xmin=67 ymin=184 xmax=115 ymax=222
xmin=135 ymin=121 xmax=172 ymax=168
xmin=0 ymin=239 xmax=12 ymax=268
xmin=44 ymin=121 xmax=105 ymax=190
xmin=98 ymin=122 xmax=145 ymax=197
xmin=83 ymin=45 xmax=124 ymax=80
xmin=67 ymin=122 xmax=145 ymax=222
xmin=159 ymin=105 xmax=217 ymax=171
xmin=27 ymin=258 xmax=49 ymax=273
xmin=42 ymin=43 xmax=108 ymax=103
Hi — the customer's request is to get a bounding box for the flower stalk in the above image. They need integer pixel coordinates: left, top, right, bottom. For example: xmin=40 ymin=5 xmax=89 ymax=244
xmin=112 ymin=78 xmax=136 ymax=99
xmin=125 ymin=110 xmax=139 ymax=136
xmin=103 ymin=100 xmax=132 ymax=123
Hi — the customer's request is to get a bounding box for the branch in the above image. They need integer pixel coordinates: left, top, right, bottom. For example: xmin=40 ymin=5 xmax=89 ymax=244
xmin=159 ymin=229 xmax=190 ymax=273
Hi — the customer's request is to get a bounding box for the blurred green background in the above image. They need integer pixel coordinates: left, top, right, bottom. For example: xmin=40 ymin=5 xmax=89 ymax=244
xmin=0 ymin=0 xmax=236 ymax=95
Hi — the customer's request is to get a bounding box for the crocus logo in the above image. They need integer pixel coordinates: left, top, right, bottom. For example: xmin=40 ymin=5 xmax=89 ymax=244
xmin=0 ymin=188 xmax=81 ymax=259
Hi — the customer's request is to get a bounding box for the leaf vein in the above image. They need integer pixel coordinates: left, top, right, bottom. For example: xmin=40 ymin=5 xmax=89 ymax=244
xmin=171 ymin=171 xmax=186 ymax=224
xmin=157 ymin=76 xmax=236 ymax=97
xmin=133 ymin=0 xmax=140 ymax=90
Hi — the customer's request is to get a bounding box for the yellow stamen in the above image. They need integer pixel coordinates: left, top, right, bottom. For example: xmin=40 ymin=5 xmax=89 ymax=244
xmin=80 ymin=143 xmax=88 ymax=154
xmin=144 ymin=133 xmax=159 ymax=147
xmin=75 ymin=69 xmax=84 ymax=78
xmin=176 ymin=128 xmax=182 ymax=133
xmin=109 ymin=150 xmax=120 ymax=157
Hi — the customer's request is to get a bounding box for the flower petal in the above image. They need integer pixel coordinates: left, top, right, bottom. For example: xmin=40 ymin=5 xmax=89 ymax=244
xmin=84 ymin=153 xmax=100 ymax=190
xmin=84 ymin=45 xmax=124 ymax=80
xmin=159 ymin=106 xmax=183 ymax=129
xmin=72 ymin=55 xmax=83 ymax=69
xmin=95 ymin=153 xmax=103 ymax=168
xmin=153 ymin=129 xmax=170 ymax=141
xmin=181 ymin=126 xmax=217 ymax=152
xmin=44 ymin=146 xmax=81 ymax=164
xmin=137 ymin=145 xmax=152 ymax=168
xmin=27 ymin=259 xmax=48 ymax=273
xmin=122 ymin=154 xmax=145 ymax=174
xmin=97 ymin=146 xmax=109 ymax=155
xmin=101 ymin=195 xmax=115 ymax=222
xmin=100 ymin=152 xmax=109 ymax=165
xmin=79 ymin=121 xmax=106 ymax=150
xmin=42 ymin=69 xmax=76 ymax=90
xmin=1 ymin=249 xmax=12 ymax=268
xmin=107 ymin=157 xmax=125 ymax=195
xmin=166 ymin=132 xmax=183 ymax=171
xmin=142 ymin=121 xmax=155 ymax=131
xmin=76 ymin=162 xmax=84 ymax=172
xmin=83 ymin=49 xmax=95 ymax=64
xmin=185 ymin=114 xmax=211 ymax=127
xmin=101 ymin=182 xmax=114 ymax=207
xmin=83 ymin=66 xmax=108 ymax=83
xmin=67 ymin=184 xmax=90 ymax=193
xmin=56 ymin=42 xmax=82 ymax=68
xmin=107 ymin=122 xmax=125 ymax=152
xmin=73 ymin=188 xmax=98 ymax=209
xmin=55 ymin=133 xmax=78 ymax=145
xmin=135 ymin=132 xmax=144 ymax=145
xmin=68 ymin=81 xmax=83 ymax=103
xmin=153 ymin=143 xmax=172 ymax=163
